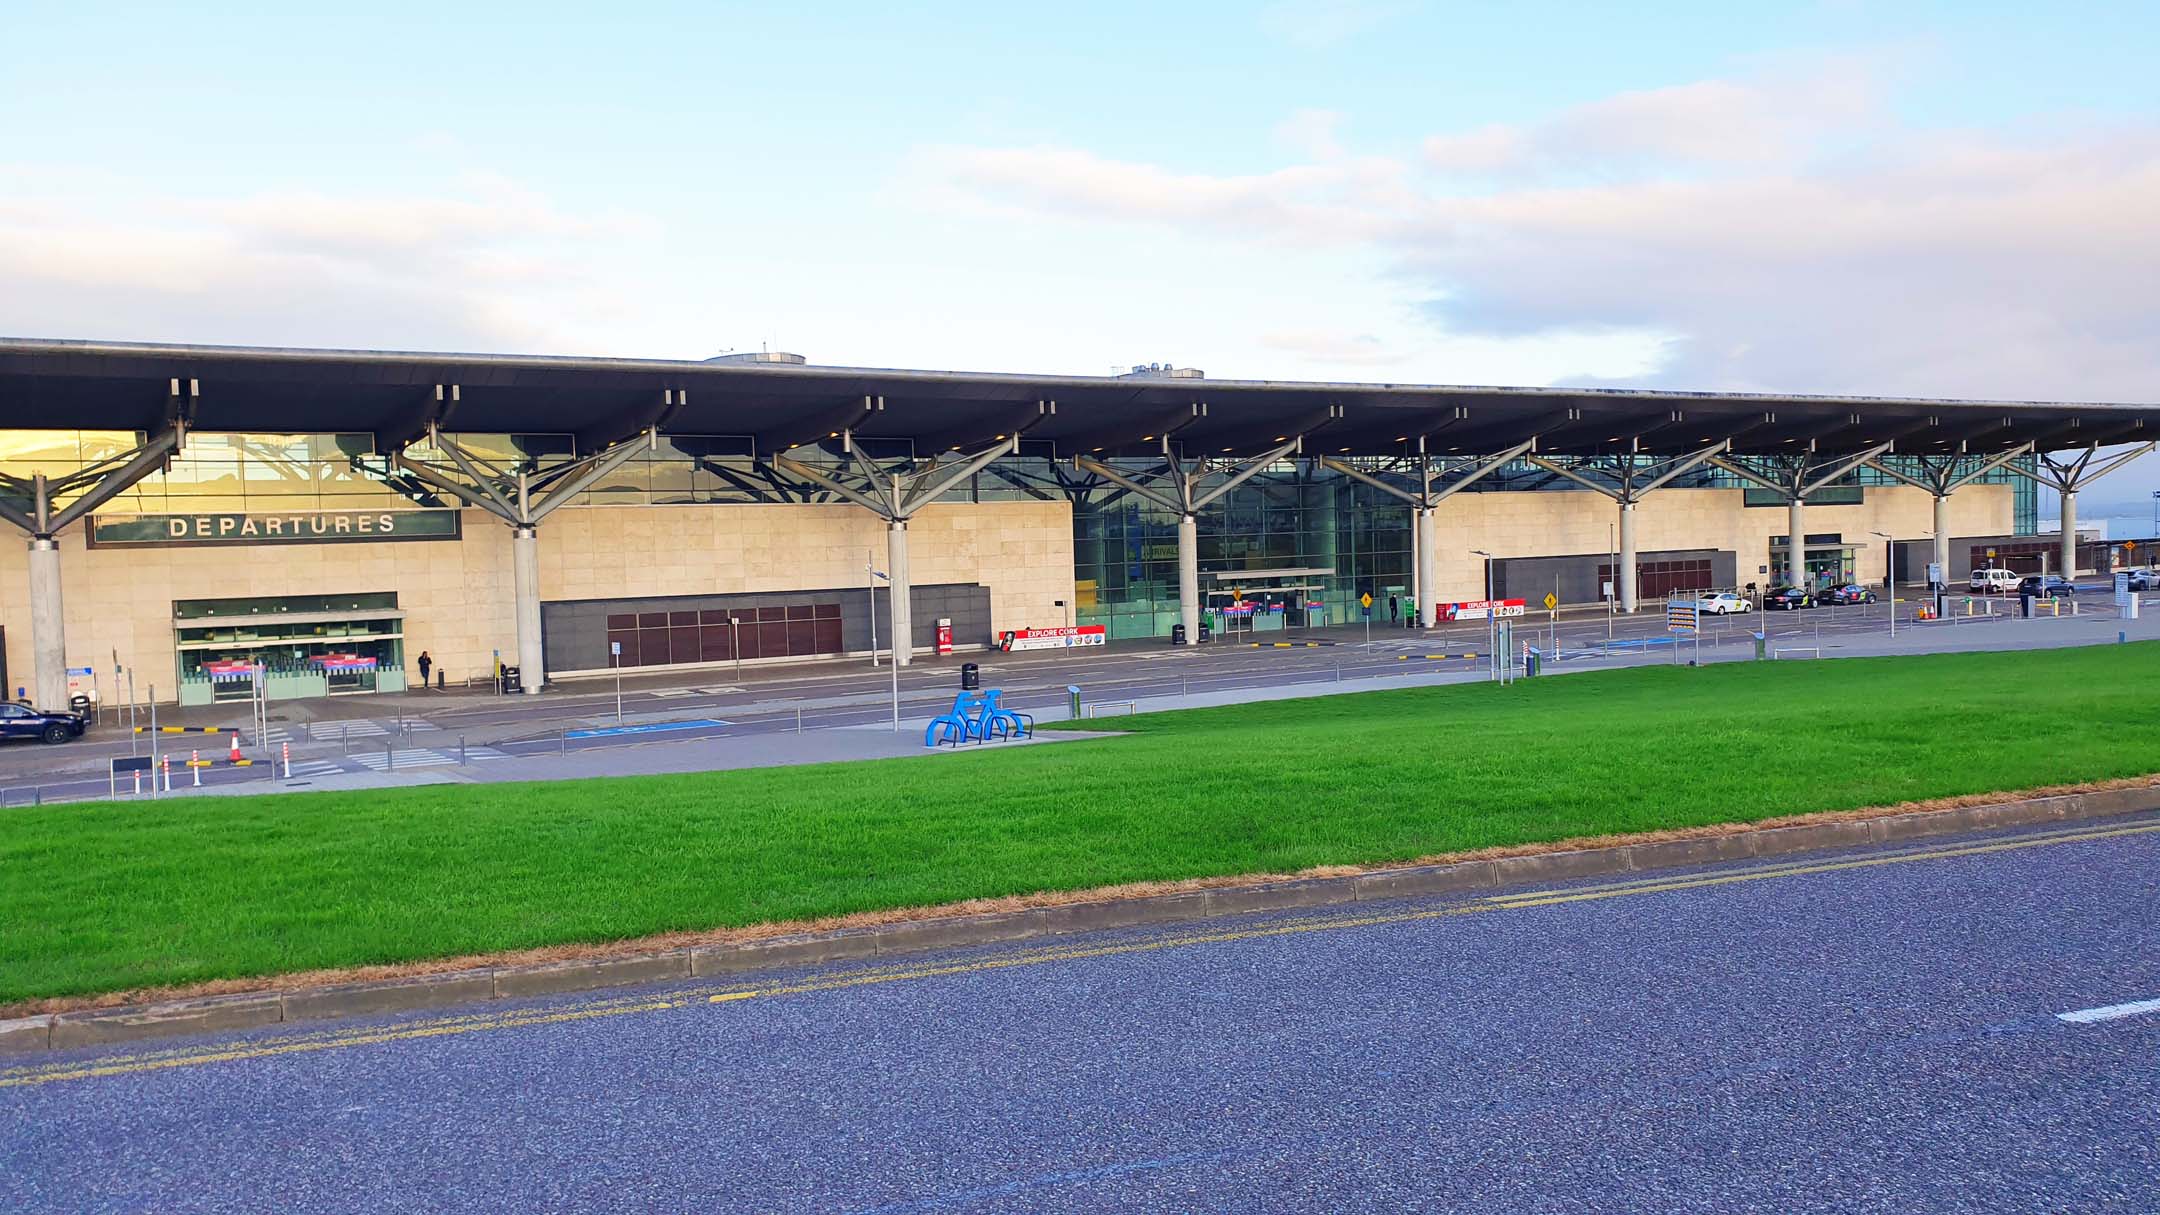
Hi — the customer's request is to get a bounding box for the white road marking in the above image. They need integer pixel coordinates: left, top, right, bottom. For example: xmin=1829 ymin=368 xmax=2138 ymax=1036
xmin=2056 ymin=997 xmax=2160 ymax=1025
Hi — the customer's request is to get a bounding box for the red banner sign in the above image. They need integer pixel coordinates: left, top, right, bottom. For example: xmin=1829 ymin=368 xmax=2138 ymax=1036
xmin=1440 ymin=598 xmax=1527 ymax=622
xmin=998 ymin=625 xmax=1108 ymax=652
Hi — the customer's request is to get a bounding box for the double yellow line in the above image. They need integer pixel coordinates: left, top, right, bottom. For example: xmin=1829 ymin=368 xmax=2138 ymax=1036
xmin=7 ymin=817 xmax=2155 ymax=1090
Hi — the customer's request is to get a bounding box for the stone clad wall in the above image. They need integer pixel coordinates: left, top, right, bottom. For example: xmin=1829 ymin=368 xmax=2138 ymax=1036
xmin=0 ymin=499 xmax=1078 ymax=700
xmin=1425 ymin=484 xmax=2012 ymax=604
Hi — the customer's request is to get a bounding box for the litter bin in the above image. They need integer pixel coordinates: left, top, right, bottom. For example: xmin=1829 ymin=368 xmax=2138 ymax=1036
xmin=1198 ymin=622 xmax=1211 ymax=643
xmin=2019 ymin=592 xmax=2035 ymax=619
xmin=498 ymin=664 xmax=522 ymax=694
xmin=1067 ymin=684 xmax=1081 ymax=717
xmin=960 ymin=662 xmax=981 ymax=691
xmin=1170 ymin=623 xmax=1188 ymax=646
xmin=69 ymin=693 xmax=92 ymax=713
xmin=1523 ymin=647 xmax=1542 ymax=677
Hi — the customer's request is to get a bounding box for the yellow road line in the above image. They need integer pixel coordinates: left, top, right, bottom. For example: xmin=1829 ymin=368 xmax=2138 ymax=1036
xmin=6 ymin=817 xmax=2155 ymax=1090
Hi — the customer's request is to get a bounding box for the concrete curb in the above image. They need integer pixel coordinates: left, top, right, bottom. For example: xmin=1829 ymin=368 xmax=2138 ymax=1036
xmin=7 ymin=787 xmax=2156 ymax=1055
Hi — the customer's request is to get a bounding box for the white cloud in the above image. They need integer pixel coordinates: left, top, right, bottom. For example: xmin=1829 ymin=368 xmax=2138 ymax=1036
xmin=1259 ymin=329 xmax=1411 ymax=366
xmin=910 ymin=60 xmax=2160 ymax=405
xmin=0 ymin=167 xmax=653 ymax=354
xmin=1274 ymin=108 xmax=1346 ymax=160
xmin=1257 ymin=0 xmax=1413 ymax=49
xmin=1424 ymin=61 xmax=1880 ymax=179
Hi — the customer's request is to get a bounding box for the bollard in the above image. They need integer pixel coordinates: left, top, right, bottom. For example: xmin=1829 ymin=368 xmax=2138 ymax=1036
xmin=386 ymin=743 xmax=395 ymax=771
xmin=191 ymin=749 xmax=201 ymax=787
xmin=559 ymin=729 xmax=566 ymax=754
xmin=796 ymin=707 xmax=804 ymax=733
xmin=281 ymin=741 xmax=291 ymax=779
xmin=460 ymin=735 xmax=467 ymax=765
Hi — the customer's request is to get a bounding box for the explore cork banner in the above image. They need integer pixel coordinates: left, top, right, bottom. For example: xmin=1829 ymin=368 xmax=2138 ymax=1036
xmin=87 ymin=509 xmax=462 ymax=548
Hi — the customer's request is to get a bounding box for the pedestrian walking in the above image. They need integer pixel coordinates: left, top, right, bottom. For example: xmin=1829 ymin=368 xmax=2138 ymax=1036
xmin=1388 ymin=594 xmax=1399 ymax=624
xmin=417 ymin=650 xmax=433 ymax=689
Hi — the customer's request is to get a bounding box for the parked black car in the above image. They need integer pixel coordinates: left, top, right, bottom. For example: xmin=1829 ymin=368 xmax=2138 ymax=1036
xmin=1819 ymin=583 xmax=1878 ymax=605
xmin=1763 ymin=586 xmax=1813 ymax=610
xmin=0 ymin=701 xmax=88 ymax=745
xmin=2017 ymin=575 xmax=2077 ymax=598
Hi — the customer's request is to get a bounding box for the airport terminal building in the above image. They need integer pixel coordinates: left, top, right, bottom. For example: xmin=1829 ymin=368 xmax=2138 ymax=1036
xmin=0 ymin=339 xmax=2144 ymax=711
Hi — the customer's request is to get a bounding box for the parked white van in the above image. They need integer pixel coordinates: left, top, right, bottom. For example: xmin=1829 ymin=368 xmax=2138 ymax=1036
xmin=1969 ymin=568 xmax=2022 ymax=592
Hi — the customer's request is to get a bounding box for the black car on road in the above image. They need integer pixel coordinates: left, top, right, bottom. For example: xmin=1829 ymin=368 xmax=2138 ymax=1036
xmin=2018 ymin=575 xmax=2077 ymax=598
xmin=0 ymin=701 xmax=89 ymax=745
xmin=1818 ymin=583 xmax=1878 ymax=605
xmin=1763 ymin=586 xmax=1813 ymax=610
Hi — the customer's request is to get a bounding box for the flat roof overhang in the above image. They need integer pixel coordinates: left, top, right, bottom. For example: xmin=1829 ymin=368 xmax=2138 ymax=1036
xmin=0 ymin=337 xmax=2151 ymax=459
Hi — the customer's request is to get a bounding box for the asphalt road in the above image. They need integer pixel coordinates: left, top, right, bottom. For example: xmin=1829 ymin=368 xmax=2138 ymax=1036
xmin=7 ymin=815 xmax=2158 ymax=1212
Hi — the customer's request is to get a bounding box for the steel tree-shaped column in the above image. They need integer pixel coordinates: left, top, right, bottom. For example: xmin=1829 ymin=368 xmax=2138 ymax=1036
xmin=1075 ymin=435 xmax=1307 ymax=645
xmin=1524 ymin=440 xmax=1731 ymax=613
xmin=387 ymin=407 xmax=665 ymax=694
xmin=0 ymin=381 xmax=191 ymax=709
xmin=1861 ymin=444 xmax=2034 ymax=585
xmin=770 ymin=431 xmax=1022 ymax=667
xmin=1711 ymin=443 xmax=1895 ymax=591
xmin=2000 ymin=443 xmax=2155 ymax=578
xmin=1317 ymin=437 xmax=1537 ymax=625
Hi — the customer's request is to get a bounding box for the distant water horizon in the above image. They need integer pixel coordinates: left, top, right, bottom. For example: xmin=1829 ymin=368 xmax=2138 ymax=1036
xmin=2037 ymin=514 xmax=2160 ymax=541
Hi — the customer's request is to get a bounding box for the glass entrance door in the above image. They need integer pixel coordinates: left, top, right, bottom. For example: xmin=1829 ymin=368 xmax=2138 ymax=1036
xmin=1769 ymin=546 xmax=1856 ymax=590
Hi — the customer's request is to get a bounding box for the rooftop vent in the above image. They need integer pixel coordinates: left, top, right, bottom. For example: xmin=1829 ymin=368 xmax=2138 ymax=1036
xmin=705 ymin=350 xmax=808 ymax=366
xmin=1117 ymin=362 xmax=1204 ymax=380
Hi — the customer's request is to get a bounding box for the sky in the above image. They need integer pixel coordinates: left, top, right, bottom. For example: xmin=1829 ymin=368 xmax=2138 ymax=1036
xmin=4 ymin=1 xmax=2159 ymax=510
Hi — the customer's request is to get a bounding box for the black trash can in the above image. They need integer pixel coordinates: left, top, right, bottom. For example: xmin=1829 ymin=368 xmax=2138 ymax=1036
xmin=499 ymin=664 xmax=522 ymax=694
xmin=1170 ymin=623 xmax=1188 ymax=646
xmin=960 ymin=662 xmax=981 ymax=690
xmin=1198 ymin=622 xmax=1211 ymax=643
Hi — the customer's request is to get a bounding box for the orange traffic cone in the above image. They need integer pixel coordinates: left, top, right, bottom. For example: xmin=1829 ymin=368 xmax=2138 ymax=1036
xmin=229 ymin=731 xmax=242 ymax=762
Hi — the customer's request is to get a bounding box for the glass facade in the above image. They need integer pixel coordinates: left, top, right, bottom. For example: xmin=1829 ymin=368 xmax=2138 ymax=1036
xmin=1072 ymin=463 xmax=1414 ymax=640
xmin=172 ymin=592 xmax=406 ymax=702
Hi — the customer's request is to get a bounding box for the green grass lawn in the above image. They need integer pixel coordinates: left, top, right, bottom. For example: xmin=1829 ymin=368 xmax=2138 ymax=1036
xmin=6 ymin=642 xmax=2159 ymax=1006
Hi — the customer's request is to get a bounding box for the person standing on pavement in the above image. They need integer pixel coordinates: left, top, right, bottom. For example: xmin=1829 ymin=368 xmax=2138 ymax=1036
xmin=417 ymin=650 xmax=433 ymax=689
xmin=1388 ymin=594 xmax=1400 ymax=625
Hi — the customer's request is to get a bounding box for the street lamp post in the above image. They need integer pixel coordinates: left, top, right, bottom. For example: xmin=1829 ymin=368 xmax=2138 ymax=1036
xmin=1470 ymin=549 xmax=1495 ymax=665
xmin=1871 ymin=530 xmax=1896 ymax=637
xmin=869 ymin=559 xmax=899 ymax=731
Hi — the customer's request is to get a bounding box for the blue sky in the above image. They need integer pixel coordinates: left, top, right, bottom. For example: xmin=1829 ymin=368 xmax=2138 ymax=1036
xmin=5 ymin=1 xmax=2158 ymax=505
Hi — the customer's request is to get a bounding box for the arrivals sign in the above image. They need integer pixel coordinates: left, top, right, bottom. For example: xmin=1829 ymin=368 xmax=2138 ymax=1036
xmin=88 ymin=509 xmax=462 ymax=549
xmin=997 ymin=625 xmax=1107 ymax=652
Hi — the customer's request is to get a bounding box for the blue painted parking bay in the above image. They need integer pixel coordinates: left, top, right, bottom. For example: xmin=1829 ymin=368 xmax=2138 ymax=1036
xmin=563 ymin=719 xmax=732 ymax=740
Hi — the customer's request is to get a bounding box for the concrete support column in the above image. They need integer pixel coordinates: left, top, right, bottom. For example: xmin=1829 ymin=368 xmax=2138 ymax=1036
xmin=1932 ymin=493 xmax=1951 ymax=588
xmin=1413 ymin=506 xmax=1436 ymax=628
xmin=887 ymin=520 xmax=914 ymax=667
xmin=511 ymin=525 xmax=544 ymax=694
xmin=1177 ymin=512 xmax=1199 ymax=645
xmin=1617 ymin=501 xmax=1639 ymax=614
xmin=2060 ymin=488 xmax=2078 ymax=579
xmin=28 ymin=537 xmax=66 ymax=711
xmin=1787 ymin=496 xmax=1807 ymax=591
